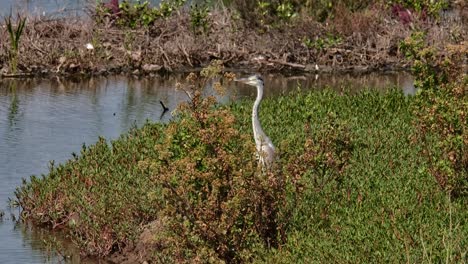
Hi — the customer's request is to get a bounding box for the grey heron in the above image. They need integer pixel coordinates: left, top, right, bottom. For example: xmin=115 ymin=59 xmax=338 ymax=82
xmin=235 ymin=75 xmax=276 ymax=168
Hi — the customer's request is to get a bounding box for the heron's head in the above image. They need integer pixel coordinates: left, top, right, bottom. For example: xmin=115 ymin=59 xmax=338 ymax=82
xmin=235 ymin=75 xmax=264 ymax=87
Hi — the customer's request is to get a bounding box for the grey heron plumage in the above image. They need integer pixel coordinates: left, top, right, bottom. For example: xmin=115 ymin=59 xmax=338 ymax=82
xmin=235 ymin=75 xmax=276 ymax=168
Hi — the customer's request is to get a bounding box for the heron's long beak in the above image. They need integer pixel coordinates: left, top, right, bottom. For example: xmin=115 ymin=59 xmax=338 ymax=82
xmin=234 ymin=77 xmax=249 ymax=83
xmin=234 ymin=77 xmax=253 ymax=85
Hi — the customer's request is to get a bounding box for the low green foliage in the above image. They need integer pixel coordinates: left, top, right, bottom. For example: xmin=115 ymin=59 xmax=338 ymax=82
xmin=400 ymin=31 xmax=426 ymax=59
xmin=387 ymin=0 xmax=449 ymax=17
xmin=400 ymin=31 xmax=442 ymax=89
xmin=256 ymin=90 xmax=466 ymax=263
xmin=190 ymin=2 xmax=210 ymax=35
xmin=95 ymin=0 xmax=186 ymax=28
xmin=117 ymin=1 xmax=158 ymax=27
xmin=228 ymin=0 xmax=374 ymax=25
xmin=257 ymin=0 xmax=297 ymax=23
xmin=302 ymin=34 xmax=342 ymax=51
xmin=158 ymin=0 xmax=186 ymax=17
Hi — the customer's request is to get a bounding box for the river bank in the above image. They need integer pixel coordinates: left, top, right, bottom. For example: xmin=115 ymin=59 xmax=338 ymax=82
xmin=0 ymin=2 xmax=465 ymax=78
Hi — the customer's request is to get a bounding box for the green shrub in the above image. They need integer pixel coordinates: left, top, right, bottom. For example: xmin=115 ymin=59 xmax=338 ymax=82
xmin=190 ymin=2 xmax=210 ymax=35
xmin=302 ymin=34 xmax=342 ymax=51
xmin=401 ymin=32 xmax=467 ymax=197
xmin=138 ymin=63 xmax=292 ymax=262
xmin=227 ymin=0 xmax=374 ymax=25
xmin=387 ymin=0 xmax=449 ymax=17
xmin=95 ymin=0 xmax=186 ymax=28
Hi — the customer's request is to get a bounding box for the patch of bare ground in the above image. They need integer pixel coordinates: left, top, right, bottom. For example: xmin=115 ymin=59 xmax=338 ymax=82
xmin=1 ymin=4 xmax=465 ymax=78
xmin=107 ymin=219 xmax=164 ymax=264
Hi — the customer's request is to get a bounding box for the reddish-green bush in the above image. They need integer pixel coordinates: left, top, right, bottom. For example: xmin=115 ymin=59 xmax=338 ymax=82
xmin=403 ymin=32 xmax=467 ymax=197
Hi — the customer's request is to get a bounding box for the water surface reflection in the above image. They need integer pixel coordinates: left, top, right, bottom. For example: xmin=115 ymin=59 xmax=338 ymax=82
xmin=0 ymin=0 xmax=164 ymax=17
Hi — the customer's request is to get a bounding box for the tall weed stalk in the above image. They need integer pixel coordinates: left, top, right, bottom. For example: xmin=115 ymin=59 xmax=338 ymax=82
xmin=4 ymin=14 xmax=26 ymax=74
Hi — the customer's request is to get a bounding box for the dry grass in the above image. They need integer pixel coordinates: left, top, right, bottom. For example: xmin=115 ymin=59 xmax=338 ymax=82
xmin=0 ymin=5 xmax=465 ymax=76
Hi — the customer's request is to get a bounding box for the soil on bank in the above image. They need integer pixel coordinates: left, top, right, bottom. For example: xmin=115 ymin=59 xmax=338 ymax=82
xmin=0 ymin=4 xmax=466 ymax=78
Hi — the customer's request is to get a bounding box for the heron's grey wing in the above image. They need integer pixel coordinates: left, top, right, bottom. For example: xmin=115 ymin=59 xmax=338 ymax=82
xmin=260 ymin=143 xmax=276 ymax=166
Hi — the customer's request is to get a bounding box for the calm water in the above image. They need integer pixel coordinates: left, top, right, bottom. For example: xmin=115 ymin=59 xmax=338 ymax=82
xmin=0 ymin=72 xmax=414 ymax=263
xmin=0 ymin=0 xmax=88 ymax=17
xmin=0 ymin=0 xmax=164 ymax=17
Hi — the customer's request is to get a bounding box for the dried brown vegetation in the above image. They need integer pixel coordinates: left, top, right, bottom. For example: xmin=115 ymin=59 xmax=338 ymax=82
xmin=0 ymin=3 xmax=465 ymax=77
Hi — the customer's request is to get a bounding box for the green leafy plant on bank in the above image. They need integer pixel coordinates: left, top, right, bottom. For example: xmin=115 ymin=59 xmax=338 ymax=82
xmin=117 ymin=1 xmax=157 ymax=27
xmin=302 ymin=34 xmax=342 ymax=51
xmin=232 ymin=0 xmax=374 ymax=25
xmin=256 ymin=0 xmax=297 ymax=25
xmin=399 ymin=31 xmax=437 ymax=89
xmin=387 ymin=0 xmax=449 ymax=18
xmin=95 ymin=0 xmax=186 ymax=28
xmin=117 ymin=0 xmax=186 ymax=28
xmin=401 ymin=31 xmax=467 ymax=198
xmin=190 ymin=2 xmax=210 ymax=35
xmin=4 ymin=14 xmax=26 ymax=74
xmin=158 ymin=0 xmax=186 ymax=17
xmin=276 ymin=2 xmax=296 ymax=20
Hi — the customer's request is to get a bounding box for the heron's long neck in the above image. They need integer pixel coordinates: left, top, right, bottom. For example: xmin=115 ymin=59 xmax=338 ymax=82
xmin=252 ymin=83 xmax=265 ymax=143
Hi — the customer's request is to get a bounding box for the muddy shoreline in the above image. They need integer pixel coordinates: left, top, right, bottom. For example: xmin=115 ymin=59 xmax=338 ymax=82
xmin=1 ymin=5 xmax=465 ymax=80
